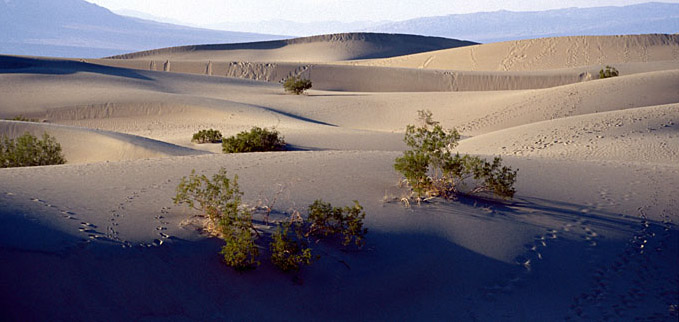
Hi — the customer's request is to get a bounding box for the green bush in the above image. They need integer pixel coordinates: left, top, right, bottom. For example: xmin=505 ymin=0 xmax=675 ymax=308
xmin=221 ymin=228 xmax=260 ymax=271
xmin=269 ymin=221 xmax=315 ymax=272
xmin=394 ymin=110 xmax=517 ymax=201
xmin=1 ymin=132 xmax=66 ymax=168
xmin=599 ymin=65 xmax=619 ymax=79
xmin=192 ymin=129 xmax=223 ymax=144
xmin=222 ymin=127 xmax=286 ymax=153
xmin=283 ymin=75 xmax=312 ymax=95
xmin=174 ymin=168 xmax=368 ymax=273
xmin=308 ymin=200 xmax=368 ymax=248
xmin=173 ymin=169 xmax=260 ymax=270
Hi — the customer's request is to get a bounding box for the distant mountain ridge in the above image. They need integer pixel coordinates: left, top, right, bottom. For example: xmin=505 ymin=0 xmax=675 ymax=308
xmin=206 ymin=19 xmax=390 ymax=38
xmin=0 ymin=0 xmax=286 ymax=58
xmin=368 ymin=2 xmax=679 ymax=43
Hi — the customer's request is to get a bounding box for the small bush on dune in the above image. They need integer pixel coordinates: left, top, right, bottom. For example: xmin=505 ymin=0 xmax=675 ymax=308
xmin=174 ymin=168 xmax=368 ymax=273
xmin=394 ymin=110 xmax=517 ymax=201
xmin=269 ymin=221 xmax=316 ymax=272
xmin=173 ymin=169 xmax=260 ymax=270
xmin=222 ymin=127 xmax=286 ymax=153
xmin=599 ymin=65 xmax=619 ymax=79
xmin=220 ymin=228 xmax=260 ymax=270
xmin=1 ymin=132 xmax=66 ymax=168
xmin=283 ymin=75 xmax=312 ymax=95
xmin=308 ymin=200 xmax=368 ymax=248
xmin=192 ymin=129 xmax=223 ymax=144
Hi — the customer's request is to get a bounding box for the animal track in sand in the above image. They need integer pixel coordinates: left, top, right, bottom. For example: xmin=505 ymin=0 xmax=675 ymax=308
xmin=565 ymin=209 xmax=679 ymax=321
xmin=20 ymin=194 xmax=121 ymax=247
xmin=480 ymin=208 xmax=613 ymax=310
xmin=155 ymin=206 xmax=172 ymax=240
xmin=483 ymin=226 xmax=564 ymax=301
xmin=105 ymin=179 xmax=178 ymax=249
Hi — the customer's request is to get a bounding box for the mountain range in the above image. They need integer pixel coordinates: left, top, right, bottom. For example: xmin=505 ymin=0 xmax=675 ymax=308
xmin=0 ymin=0 xmax=285 ymax=58
xmin=1 ymin=1 xmax=677 ymax=58
xmin=369 ymin=2 xmax=679 ymax=43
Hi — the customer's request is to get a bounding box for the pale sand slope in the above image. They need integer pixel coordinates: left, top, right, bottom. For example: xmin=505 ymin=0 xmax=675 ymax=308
xmin=1 ymin=38 xmax=679 ymax=320
xmin=345 ymin=34 xmax=679 ymax=71
xmin=456 ymin=103 xmax=679 ymax=164
xmin=91 ymin=34 xmax=679 ymax=92
xmin=107 ymin=33 xmax=476 ymax=62
xmin=3 ymin=57 xmax=678 ymax=156
xmin=92 ymin=58 xmax=595 ymax=92
xmin=0 ymin=121 xmax=206 ymax=164
xmin=2 ymin=56 xmax=678 ymax=157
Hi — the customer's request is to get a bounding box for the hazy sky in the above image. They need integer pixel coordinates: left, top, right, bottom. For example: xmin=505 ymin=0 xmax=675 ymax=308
xmin=84 ymin=0 xmax=677 ymax=24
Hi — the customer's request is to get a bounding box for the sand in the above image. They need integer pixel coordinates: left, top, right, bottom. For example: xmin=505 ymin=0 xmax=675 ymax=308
xmin=1 ymin=33 xmax=678 ymax=321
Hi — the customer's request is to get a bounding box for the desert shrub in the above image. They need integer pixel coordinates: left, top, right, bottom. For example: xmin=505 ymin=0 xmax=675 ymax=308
xmin=192 ymin=129 xmax=223 ymax=144
xmin=173 ymin=169 xmax=260 ymax=270
xmin=269 ymin=221 xmax=315 ymax=272
xmin=0 ymin=132 xmax=66 ymax=168
xmin=220 ymin=228 xmax=260 ymax=270
xmin=174 ymin=168 xmax=368 ymax=273
xmin=222 ymin=127 xmax=286 ymax=153
xmin=394 ymin=110 xmax=517 ymax=201
xmin=308 ymin=200 xmax=368 ymax=248
xmin=599 ymin=65 xmax=619 ymax=79
xmin=283 ymin=75 xmax=312 ymax=95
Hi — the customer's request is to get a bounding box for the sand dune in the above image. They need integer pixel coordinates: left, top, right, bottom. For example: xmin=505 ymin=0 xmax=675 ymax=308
xmin=345 ymin=34 xmax=679 ymax=71
xmin=0 ymin=121 xmax=205 ymax=163
xmin=456 ymin=103 xmax=679 ymax=164
xmin=1 ymin=33 xmax=678 ymax=321
xmin=91 ymin=58 xmax=596 ymax=92
xmin=89 ymin=34 xmax=678 ymax=93
xmin=107 ymin=33 xmax=476 ymax=62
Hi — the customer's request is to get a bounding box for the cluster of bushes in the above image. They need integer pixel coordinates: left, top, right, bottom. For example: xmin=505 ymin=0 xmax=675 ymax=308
xmin=283 ymin=76 xmax=312 ymax=95
xmin=173 ymin=111 xmax=521 ymax=278
xmin=191 ymin=127 xmax=286 ymax=153
xmin=222 ymin=127 xmax=286 ymax=153
xmin=192 ymin=129 xmax=223 ymax=144
xmin=394 ymin=110 xmax=517 ymax=201
xmin=173 ymin=168 xmax=367 ymax=272
xmin=599 ymin=65 xmax=619 ymax=79
xmin=1 ymin=132 xmax=66 ymax=168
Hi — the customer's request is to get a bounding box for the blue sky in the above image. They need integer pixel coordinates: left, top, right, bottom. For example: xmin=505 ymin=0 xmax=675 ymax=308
xmin=84 ymin=0 xmax=678 ymax=25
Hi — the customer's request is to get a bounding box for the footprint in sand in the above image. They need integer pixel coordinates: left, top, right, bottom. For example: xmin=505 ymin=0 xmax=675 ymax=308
xmin=60 ymin=210 xmax=77 ymax=219
xmin=155 ymin=208 xmax=172 ymax=239
xmin=566 ymin=214 xmax=678 ymax=320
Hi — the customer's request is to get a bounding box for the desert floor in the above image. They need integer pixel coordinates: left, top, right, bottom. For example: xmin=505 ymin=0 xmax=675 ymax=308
xmin=1 ymin=33 xmax=678 ymax=321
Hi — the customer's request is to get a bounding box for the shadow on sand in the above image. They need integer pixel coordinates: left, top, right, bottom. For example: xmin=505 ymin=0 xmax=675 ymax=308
xmin=0 ymin=55 xmax=154 ymax=81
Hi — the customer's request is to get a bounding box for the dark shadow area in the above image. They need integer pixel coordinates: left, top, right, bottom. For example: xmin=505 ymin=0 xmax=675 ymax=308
xmin=0 ymin=216 xmax=511 ymax=321
xmin=306 ymin=94 xmax=369 ymax=97
xmin=0 ymin=55 xmax=153 ymax=81
xmin=432 ymin=193 xmax=665 ymax=233
xmin=1 ymin=196 xmax=677 ymax=321
xmin=282 ymin=144 xmax=332 ymax=152
xmin=240 ymin=102 xmax=338 ymax=127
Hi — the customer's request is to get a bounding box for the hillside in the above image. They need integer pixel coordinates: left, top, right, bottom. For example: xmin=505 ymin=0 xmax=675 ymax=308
xmin=0 ymin=0 xmax=284 ymax=58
